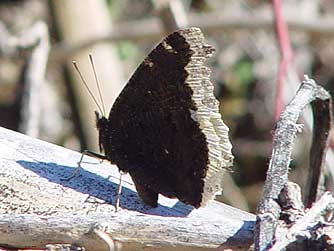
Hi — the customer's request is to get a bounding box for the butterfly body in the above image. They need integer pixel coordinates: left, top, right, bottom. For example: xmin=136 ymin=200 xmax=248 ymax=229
xmin=96 ymin=27 xmax=233 ymax=208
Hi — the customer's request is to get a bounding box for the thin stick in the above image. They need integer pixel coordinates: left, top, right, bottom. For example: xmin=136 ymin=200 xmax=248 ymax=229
xmin=72 ymin=60 xmax=104 ymax=116
xmin=89 ymin=54 xmax=106 ymax=116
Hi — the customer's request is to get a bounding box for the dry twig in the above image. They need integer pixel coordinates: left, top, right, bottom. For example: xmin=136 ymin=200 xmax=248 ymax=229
xmin=255 ymin=75 xmax=332 ymax=251
xmin=270 ymin=192 xmax=334 ymax=251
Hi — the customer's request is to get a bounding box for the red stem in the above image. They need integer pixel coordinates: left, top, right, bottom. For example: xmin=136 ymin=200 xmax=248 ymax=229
xmin=273 ymin=0 xmax=294 ymax=120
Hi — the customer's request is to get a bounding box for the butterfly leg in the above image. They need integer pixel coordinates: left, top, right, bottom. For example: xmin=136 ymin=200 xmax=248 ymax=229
xmin=115 ymin=171 xmax=125 ymax=212
xmin=62 ymin=150 xmax=108 ymax=181
xmin=131 ymin=176 xmax=158 ymax=207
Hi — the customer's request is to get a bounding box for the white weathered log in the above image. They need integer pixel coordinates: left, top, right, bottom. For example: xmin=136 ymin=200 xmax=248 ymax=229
xmin=0 ymin=127 xmax=255 ymax=251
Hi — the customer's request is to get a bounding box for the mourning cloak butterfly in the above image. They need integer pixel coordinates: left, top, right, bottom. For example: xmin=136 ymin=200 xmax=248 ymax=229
xmin=96 ymin=27 xmax=233 ymax=208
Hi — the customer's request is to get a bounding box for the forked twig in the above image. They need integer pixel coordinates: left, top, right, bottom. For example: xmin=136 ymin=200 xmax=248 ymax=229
xmin=255 ymin=75 xmax=332 ymax=251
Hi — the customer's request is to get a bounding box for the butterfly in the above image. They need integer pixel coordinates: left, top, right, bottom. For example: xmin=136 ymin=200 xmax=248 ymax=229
xmin=83 ymin=27 xmax=233 ymax=209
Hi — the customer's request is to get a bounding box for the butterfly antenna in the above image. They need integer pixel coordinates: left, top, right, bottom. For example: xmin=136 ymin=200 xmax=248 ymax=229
xmin=89 ymin=54 xmax=106 ymax=117
xmin=72 ymin=60 xmax=104 ymax=116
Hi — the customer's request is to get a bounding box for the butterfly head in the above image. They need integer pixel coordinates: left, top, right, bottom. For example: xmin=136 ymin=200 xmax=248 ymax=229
xmin=95 ymin=111 xmax=108 ymax=153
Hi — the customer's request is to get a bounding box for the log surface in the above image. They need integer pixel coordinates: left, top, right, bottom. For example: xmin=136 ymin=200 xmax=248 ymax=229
xmin=0 ymin=127 xmax=255 ymax=251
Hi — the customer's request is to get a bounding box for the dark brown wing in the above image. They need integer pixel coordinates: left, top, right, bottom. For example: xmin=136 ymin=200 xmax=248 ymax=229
xmin=102 ymin=27 xmax=233 ymax=208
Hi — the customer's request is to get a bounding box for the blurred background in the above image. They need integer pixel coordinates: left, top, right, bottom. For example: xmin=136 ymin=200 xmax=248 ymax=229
xmin=0 ymin=0 xmax=333 ymax=213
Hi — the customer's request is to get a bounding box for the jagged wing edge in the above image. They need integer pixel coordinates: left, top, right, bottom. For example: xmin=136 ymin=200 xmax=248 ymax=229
xmin=179 ymin=27 xmax=234 ymax=207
